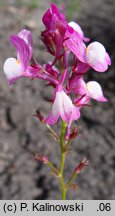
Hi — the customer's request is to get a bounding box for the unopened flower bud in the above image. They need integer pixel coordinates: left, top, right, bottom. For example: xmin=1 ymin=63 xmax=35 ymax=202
xmin=70 ymin=126 xmax=80 ymax=140
xmin=35 ymin=153 xmax=48 ymax=164
xmin=75 ymin=157 xmax=90 ymax=174
xmin=34 ymin=109 xmax=45 ymax=123
xmin=66 ymin=125 xmax=80 ymax=141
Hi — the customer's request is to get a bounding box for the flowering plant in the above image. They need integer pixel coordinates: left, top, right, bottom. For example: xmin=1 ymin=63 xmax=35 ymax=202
xmin=3 ymin=3 xmax=111 ymax=200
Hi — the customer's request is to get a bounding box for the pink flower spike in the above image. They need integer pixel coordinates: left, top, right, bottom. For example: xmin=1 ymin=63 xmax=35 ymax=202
xmin=86 ymin=41 xmax=111 ymax=72
xmin=68 ymin=21 xmax=90 ymax=42
xmin=86 ymin=81 xmax=108 ymax=102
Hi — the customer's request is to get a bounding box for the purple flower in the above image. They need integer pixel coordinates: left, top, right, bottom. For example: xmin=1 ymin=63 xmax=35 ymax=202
xmin=85 ymin=41 xmax=111 ymax=72
xmin=41 ymin=3 xmax=73 ymax=64
xmin=42 ymin=3 xmax=68 ymax=31
xmin=64 ymin=34 xmax=111 ymax=72
xmin=85 ymin=81 xmax=107 ymax=102
xmin=45 ymin=69 xmax=80 ymax=125
xmin=46 ymin=89 xmax=80 ymax=125
xmin=72 ymin=76 xmax=107 ymax=107
xmin=3 ymin=3 xmax=111 ymax=128
xmin=3 ymin=29 xmax=33 ymax=84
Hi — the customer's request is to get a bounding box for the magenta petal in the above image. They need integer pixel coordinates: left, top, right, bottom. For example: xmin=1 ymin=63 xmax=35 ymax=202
xmin=57 ymin=68 xmax=68 ymax=90
xmin=96 ymin=96 xmax=108 ymax=102
xmin=90 ymin=61 xmax=109 ymax=72
xmin=44 ymin=63 xmax=59 ymax=78
xmin=45 ymin=112 xmax=60 ymax=125
xmin=61 ymin=105 xmax=80 ymax=129
xmin=71 ymin=106 xmax=80 ymax=121
xmin=50 ymin=3 xmax=67 ymax=25
xmin=64 ymin=30 xmax=86 ymax=63
xmin=10 ymin=35 xmax=30 ymax=71
xmin=18 ymin=29 xmax=33 ymax=55
xmin=74 ymin=61 xmax=90 ymax=74
xmin=59 ymin=91 xmax=80 ymax=122
xmin=105 ymin=52 xmax=111 ymax=66
xmin=42 ymin=8 xmax=52 ymax=28
xmin=46 ymin=90 xmax=80 ymax=125
xmin=69 ymin=74 xmax=86 ymax=95
xmin=45 ymin=91 xmax=61 ymax=125
xmin=75 ymin=95 xmax=90 ymax=107
xmin=83 ymin=37 xmax=90 ymax=42
xmin=52 ymin=23 xmax=66 ymax=65
xmin=18 ymin=29 xmax=33 ymax=48
xmin=42 ymin=3 xmax=67 ymax=30
xmin=51 ymin=3 xmax=62 ymax=17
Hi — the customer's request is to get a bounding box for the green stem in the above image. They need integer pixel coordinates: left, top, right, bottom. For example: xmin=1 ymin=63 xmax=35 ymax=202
xmin=47 ymin=161 xmax=59 ymax=176
xmin=64 ymin=139 xmax=72 ymax=151
xmin=65 ymin=171 xmax=78 ymax=190
xmin=59 ymin=121 xmax=67 ymax=200
xmin=59 ymin=173 xmax=66 ymax=200
xmin=59 ymin=121 xmax=66 ymax=151
xmin=46 ymin=124 xmax=59 ymax=141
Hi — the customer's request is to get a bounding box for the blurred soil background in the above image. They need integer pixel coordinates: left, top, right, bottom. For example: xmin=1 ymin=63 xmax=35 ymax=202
xmin=0 ymin=0 xmax=115 ymax=199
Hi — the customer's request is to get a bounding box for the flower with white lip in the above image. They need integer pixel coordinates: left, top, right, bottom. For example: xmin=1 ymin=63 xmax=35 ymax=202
xmin=86 ymin=81 xmax=107 ymax=102
xmin=45 ymin=69 xmax=80 ymax=125
xmin=86 ymin=41 xmax=111 ymax=72
xmin=64 ymin=34 xmax=111 ymax=73
xmin=46 ymin=90 xmax=80 ymax=125
xmin=3 ymin=29 xmax=33 ymax=84
xmin=72 ymin=76 xmax=107 ymax=106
